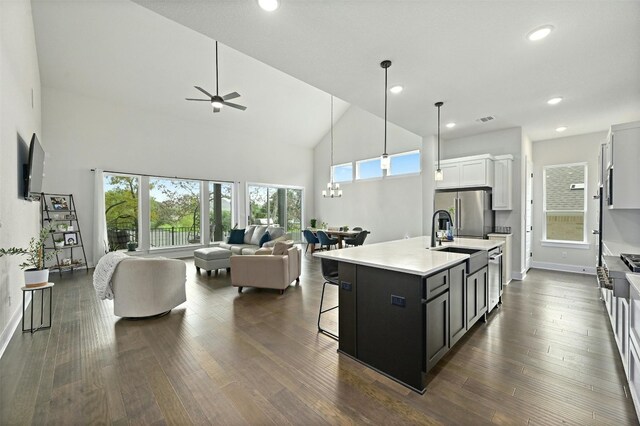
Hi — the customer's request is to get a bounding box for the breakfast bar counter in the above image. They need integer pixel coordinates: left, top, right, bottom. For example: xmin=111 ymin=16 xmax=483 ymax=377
xmin=315 ymin=236 xmax=503 ymax=393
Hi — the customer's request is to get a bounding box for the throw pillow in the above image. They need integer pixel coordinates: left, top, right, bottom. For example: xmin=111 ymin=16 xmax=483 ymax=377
xmin=272 ymin=241 xmax=294 ymax=256
xmin=262 ymin=234 xmax=288 ymax=248
xmin=250 ymin=225 xmax=268 ymax=246
xmin=244 ymin=225 xmax=256 ymax=244
xmin=259 ymin=231 xmax=271 ymax=247
xmin=228 ymin=229 xmax=245 ymax=244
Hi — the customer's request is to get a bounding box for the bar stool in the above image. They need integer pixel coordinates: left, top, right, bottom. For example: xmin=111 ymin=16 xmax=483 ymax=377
xmin=317 ymin=258 xmax=339 ymax=340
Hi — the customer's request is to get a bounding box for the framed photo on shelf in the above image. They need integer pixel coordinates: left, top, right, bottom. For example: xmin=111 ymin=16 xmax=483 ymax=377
xmin=50 ymin=196 xmax=69 ymax=210
xmin=64 ymin=232 xmax=78 ymax=246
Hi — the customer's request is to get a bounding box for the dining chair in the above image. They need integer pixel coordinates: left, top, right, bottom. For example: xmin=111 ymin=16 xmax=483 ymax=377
xmin=317 ymin=230 xmax=339 ymax=251
xmin=344 ymin=230 xmax=369 ymax=247
xmin=318 ymin=258 xmax=339 ymax=340
xmin=302 ymin=229 xmax=320 ymax=253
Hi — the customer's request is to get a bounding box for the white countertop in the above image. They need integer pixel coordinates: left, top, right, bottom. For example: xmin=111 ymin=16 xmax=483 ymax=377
xmin=627 ymin=273 xmax=640 ymax=294
xmin=603 ymin=240 xmax=640 ymax=256
xmin=313 ymin=236 xmax=503 ymax=276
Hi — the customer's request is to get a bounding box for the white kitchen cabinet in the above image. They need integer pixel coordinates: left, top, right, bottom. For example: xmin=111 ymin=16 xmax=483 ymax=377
xmin=435 ymin=155 xmax=494 ymax=189
xmin=605 ymin=121 xmax=640 ymax=209
xmin=616 ymin=296 xmax=629 ymax=371
xmin=492 ymin=155 xmax=513 ymax=210
xmin=488 ymin=233 xmax=512 ymax=284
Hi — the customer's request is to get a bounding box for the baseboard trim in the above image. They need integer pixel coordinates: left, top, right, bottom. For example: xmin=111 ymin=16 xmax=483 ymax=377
xmin=0 ymin=293 xmax=30 ymax=360
xmin=512 ymin=270 xmax=527 ymax=281
xmin=530 ymin=261 xmax=596 ymax=275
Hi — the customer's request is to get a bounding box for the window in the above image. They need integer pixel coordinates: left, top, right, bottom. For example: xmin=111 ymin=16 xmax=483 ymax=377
xmin=104 ymin=174 xmax=139 ymax=251
xmin=209 ymin=182 xmax=234 ymax=243
xmin=150 ymin=178 xmax=201 ymax=247
xmin=332 ymin=162 xmax=353 ymax=183
xmin=389 ymin=150 xmax=421 ymax=176
xmin=356 ymin=157 xmax=383 ymax=180
xmin=543 ymin=163 xmax=587 ymax=243
xmin=247 ymin=184 xmax=303 ymax=242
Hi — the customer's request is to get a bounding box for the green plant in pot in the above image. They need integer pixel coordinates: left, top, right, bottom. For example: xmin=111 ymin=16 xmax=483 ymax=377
xmin=54 ymin=237 xmax=64 ymax=249
xmin=310 ymin=218 xmax=317 ymax=228
xmin=0 ymin=226 xmax=59 ymax=288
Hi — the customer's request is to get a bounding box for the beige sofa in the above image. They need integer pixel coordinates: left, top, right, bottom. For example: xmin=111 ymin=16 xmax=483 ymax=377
xmin=230 ymin=243 xmax=301 ymax=294
xmin=216 ymin=225 xmax=289 ymax=255
xmin=111 ymin=257 xmax=186 ymax=318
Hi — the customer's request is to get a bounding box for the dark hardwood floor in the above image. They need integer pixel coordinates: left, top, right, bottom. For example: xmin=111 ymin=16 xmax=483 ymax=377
xmin=1 ymin=251 xmax=638 ymax=424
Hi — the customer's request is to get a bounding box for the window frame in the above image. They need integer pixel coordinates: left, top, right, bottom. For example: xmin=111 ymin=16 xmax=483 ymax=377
xmin=331 ymin=162 xmax=354 ymax=184
xmin=542 ymin=162 xmax=589 ymax=246
xmin=245 ymin=182 xmax=305 ymax=243
xmin=387 ymin=149 xmax=421 ymax=177
xmin=355 ymin=156 xmax=383 ymax=181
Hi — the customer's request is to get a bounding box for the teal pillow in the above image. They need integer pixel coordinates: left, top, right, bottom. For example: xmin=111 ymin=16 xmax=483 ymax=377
xmin=228 ymin=229 xmax=245 ymax=244
xmin=259 ymin=231 xmax=271 ymax=247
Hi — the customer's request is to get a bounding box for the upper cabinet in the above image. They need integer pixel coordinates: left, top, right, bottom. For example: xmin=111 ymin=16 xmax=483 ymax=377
xmin=492 ymin=155 xmax=513 ymax=210
xmin=604 ymin=121 xmax=640 ymax=209
xmin=435 ymin=155 xmax=494 ymax=190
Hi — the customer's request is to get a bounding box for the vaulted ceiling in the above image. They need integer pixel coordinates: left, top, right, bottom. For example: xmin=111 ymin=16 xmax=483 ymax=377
xmin=33 ymin=0 xmax=640 ymax=145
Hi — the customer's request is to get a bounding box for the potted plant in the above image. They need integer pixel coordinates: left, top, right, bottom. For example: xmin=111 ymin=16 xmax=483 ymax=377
xmin=54 ymin=237 xmax=64 ymax=248
xmin=310 ymin=218 xmax=317 ymax=228
xmin=0 ymin=226 xmax=59 ymax=288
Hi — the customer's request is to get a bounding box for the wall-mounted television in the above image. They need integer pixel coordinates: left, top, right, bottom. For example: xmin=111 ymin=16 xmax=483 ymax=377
xmin=23 ymin=133 xmax=45 ymax=200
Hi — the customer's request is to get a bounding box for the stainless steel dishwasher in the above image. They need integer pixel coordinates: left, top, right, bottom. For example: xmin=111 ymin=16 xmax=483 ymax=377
xmin=488 ymin=246 xmax=503 ymax=313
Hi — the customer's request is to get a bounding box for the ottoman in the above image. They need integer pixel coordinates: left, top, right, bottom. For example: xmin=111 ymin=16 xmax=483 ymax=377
xmin=194 ymin=247 xmax=232 ymax=277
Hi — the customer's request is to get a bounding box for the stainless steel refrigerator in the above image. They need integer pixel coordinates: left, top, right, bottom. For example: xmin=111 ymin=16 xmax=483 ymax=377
xmin=434 ymin=189 xmax=494 ymax=238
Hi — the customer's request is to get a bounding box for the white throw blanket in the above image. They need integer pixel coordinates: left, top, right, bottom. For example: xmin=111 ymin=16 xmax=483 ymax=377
xmin=93 ymin=251 xmax=129 ymax=300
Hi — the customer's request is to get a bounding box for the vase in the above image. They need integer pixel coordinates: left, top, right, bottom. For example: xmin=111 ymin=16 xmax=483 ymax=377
xmin=24 ymin=268 xmax=49 ymax=288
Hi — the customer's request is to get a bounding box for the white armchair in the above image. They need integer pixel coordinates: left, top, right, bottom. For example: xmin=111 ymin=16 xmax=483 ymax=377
xmin=230 ymin=244 xmax=301 ymax=294
xmin=111 ymin=258 xmax=186 ymax=318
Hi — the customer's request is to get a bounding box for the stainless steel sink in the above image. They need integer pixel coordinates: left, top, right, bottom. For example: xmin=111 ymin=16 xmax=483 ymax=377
xmin=431 ymin=246 xmax=487 ymax=274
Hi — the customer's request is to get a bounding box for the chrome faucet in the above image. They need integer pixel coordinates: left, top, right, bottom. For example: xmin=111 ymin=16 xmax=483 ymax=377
xmin=431 ymin=209 xmax=453 ymax=248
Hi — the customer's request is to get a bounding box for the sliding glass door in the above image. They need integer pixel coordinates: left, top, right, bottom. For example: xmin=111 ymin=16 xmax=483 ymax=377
xmin=247 ymin=184 xmax=303 ymax=242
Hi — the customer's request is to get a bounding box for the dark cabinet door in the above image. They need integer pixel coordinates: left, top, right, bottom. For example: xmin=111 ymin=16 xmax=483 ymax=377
xmin=467 ymin=266 xmax=488 ymax=328
xmin=338 ymin=262 xmax=357 ymax=356
xmin=449 ymin=262 xmax=466 ymax=346
xmin=425 ymin=291 xmax=449 ymax=372
xmin=477 ymin=267 xmax=488 ymax=315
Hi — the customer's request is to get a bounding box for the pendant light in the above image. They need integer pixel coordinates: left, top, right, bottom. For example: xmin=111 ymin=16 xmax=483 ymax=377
xmin=434 ymin=101 xmax=444 ymax=181
xmin=323 ymin=95 xmax=342 ymax=198
xmin=380 ymin=60 xmax=392 ymax=171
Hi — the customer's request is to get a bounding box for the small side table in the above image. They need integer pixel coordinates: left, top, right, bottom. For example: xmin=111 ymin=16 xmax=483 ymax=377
xmin=21 ymin=282 xmax=54 ymax=333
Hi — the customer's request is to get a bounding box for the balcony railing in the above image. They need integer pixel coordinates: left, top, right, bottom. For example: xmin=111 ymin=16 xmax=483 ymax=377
xmin=108 ymin=225 xmax=302 ymax=250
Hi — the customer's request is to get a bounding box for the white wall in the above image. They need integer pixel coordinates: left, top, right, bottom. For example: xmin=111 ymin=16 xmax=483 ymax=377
xmin=531 ymin=131 xmax=605 ymax=273
xmin=313 ymin=106 xmax=424 ymax=243
xmin=41 ymin=88 xmax=315 ymax=264
xmin=441 ymin=127 xmax=525 ymax=278
xmin=0 ymin=0 xmax=42 ymax=352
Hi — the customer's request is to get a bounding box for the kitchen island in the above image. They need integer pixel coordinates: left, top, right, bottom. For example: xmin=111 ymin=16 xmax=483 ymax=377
xmin=314 ymin=236 xmax=503 ymax=393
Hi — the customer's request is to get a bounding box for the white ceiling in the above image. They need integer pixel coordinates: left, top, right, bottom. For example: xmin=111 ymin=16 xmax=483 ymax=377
xmin=31 ymin=0 xmax=350 ymax=149
xmin=33 ymin=0 xmax=640 ymax=145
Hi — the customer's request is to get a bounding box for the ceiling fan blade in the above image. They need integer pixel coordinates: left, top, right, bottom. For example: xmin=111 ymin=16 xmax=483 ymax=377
xmin=213 ymin=107 xmax=221 ymax=113
xmin=185 ymin=98 xmax=211 ymax=101
xmin=223 ymin=92 xmax=240 ymax=101
xmin=194 ymin=86 xmax=214 ymax=98
xmin=222 ymin=101 xmax=247 ymax=111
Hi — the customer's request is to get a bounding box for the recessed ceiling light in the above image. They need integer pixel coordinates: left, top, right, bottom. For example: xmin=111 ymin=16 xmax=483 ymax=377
xmin=527 ymin=25 xmax=554 ymax=41
xmin=389 ymin=85 xmax=403 ymax=94
xmin=547 ymin=97 xmax=563 ymax=105
xmin=556 ymin=126 xmax=568 ymax=132
xmin=258 ymin=0 xmax=279 ymax=12
xmin=446 ymin=122 xmax=456 ymax=128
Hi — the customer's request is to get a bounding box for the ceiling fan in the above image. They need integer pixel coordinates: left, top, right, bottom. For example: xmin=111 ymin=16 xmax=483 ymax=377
xmin=186 ymin=41 xmax=247 ymax=113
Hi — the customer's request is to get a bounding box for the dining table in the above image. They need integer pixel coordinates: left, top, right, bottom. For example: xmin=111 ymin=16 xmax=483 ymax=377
xmin=316 ymin=229 xmax=360 ymax=249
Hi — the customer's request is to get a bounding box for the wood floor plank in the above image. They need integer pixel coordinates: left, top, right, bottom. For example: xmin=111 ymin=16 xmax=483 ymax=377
xmin=0 ymin=254 xmax=637 ymax=424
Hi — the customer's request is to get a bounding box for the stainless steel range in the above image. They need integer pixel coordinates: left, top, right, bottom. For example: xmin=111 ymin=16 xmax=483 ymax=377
xmin=621 ymin=254 xmax=640 ymax=273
